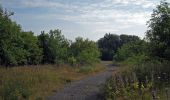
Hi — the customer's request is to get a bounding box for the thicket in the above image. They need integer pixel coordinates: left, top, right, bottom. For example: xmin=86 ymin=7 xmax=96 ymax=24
xmin=0 ymin=6 xmax=100 ymax=67
xmin=103 ymin=0 xmax=170 ymax=100
xmin=98 ymin=33 xmax=140 ymax=61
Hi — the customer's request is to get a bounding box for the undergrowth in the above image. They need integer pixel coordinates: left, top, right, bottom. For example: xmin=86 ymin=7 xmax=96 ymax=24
xmin=103 ymin=59 xmax=170 ymax=100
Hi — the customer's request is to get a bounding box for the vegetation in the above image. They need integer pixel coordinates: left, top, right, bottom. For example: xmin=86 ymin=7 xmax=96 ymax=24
xmin=114 ymin=40 xmax=148 ymax=62
xmin=103 ymin=1 xmax=170 ymax=100
xmin=70 ymin=37 xmax=100 ymax=66
xmin=0 ymin=6 xmax=100 ymax=66
xmin=0 ymin=5 xmax=101 ymax=100
xmin=98 ymin=33 xmax=140 ymax=61
xmin=0 ymin=8 xmax=42 ymax=66
xmin=1 ymin=0 xmax=170 ymax=100
xmin=0 ymin=64 xmax=105 ymax=100
xmin=38 ymin=30 xmax=69 ymax=64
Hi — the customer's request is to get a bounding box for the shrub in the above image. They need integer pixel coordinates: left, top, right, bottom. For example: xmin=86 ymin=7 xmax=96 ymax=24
xmin=70 ymin=37 xmax=100 ymax=65
xmin=103 ymin=60 xmax=170 ymax=100
xmin=114 ymin=40 xmax=147 ymax=62
xmin=68 ymin=57 xmax=77 ymax=66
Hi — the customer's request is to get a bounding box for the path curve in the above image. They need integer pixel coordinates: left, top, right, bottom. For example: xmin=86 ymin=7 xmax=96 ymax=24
xmin=47 ymin=61 xmax=116 ymax=100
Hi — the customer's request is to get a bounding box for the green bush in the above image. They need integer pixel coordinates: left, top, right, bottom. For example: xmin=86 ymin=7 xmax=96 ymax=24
xmin=70 ymin=37 xmax=100 ymax=65
xmin=123 ymin=55 xmax=150 ymax=65
xmin=68 ymin=56 xmax=77 ymax=66
xmin=114 ymin=40 xmax=147 ymax=62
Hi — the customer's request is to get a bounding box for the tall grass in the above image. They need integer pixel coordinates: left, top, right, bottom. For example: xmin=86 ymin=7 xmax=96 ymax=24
xmin=0 ymin=64 xmax=105 ymax=100
xmin=103 ymin=60 xmax=170 ymax=100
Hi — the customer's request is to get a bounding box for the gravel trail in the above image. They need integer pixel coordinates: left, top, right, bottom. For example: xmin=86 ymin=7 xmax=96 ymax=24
xmin=47 ymin=61 xmax=116 ymax=100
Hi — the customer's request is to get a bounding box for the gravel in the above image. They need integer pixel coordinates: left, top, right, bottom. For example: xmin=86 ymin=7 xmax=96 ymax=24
xmin=47 ymin=62 xmax=116 ymax=100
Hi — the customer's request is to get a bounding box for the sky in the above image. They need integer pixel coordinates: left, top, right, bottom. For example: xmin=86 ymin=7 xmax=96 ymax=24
xmin=0 ymin=0 xmax=166 ymax=41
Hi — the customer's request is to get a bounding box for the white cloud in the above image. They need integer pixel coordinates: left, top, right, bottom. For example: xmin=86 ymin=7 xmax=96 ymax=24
xmin=21 ymin=0 xmax=63 ymax=8
xmin=107 ymin=0 xmax=157 ymax=8
xmin=3 ymin=0 xmax=160 ymax=40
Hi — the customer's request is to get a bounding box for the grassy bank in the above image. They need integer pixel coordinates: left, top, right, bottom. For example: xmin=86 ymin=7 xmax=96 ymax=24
xmin=0 ymin=64 xmax=105 ymax=100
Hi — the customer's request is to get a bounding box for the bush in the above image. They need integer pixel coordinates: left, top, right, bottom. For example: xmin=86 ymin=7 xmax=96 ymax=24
xmin=103 ymin=60 xmax=170 ymax=100
xmin=114 ymin=40 xmax=147 ymax=62
xmin=68 ymin=57 xmax=77 ymax=66
xmin=70 ymin=37 xmax=100 ymax=65
xmin=123 ymin=55 xmax=150 ymax=65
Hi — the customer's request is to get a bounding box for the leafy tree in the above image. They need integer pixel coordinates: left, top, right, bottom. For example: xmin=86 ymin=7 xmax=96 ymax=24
xmin=21 ymin=31 xmax=42 ymax=64
xmin=98 ymin=33 xmax=140 ymax=61
xmin=120 ymin=34 xmax=140 ymax=45
xmin=0 ymin=7 xmax=42 ymax=66
xmin=70 ymin=37 xmax=100 ymax=65
xmin=0 ymin=7 xmax=25 ymax=66
xmin=146 ymin=0 xmax=170 ymax=60
xmin=38 ymin=31 xmax=51 ymax=63
xmin=114 ymin=40 xmax=147 ymax=61
xmin=38 ymin=30 xmax=69 ymax=64
xmin=98 ymin=33 xmax=120 ymax=60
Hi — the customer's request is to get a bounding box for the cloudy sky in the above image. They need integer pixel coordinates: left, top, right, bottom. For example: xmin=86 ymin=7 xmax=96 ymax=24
xmin=1 ymin=0 xmax=164 ymax=41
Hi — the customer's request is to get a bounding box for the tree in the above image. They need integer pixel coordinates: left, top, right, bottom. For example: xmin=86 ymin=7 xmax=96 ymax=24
xmin=114 ymin=40 xmax=147 ymax=61
xmin=0 ymin=7 xmax=42 ymax=66
xmin=98 ymin=33 xmax=120 ymax=60
xmin=98 ymin=33 xmax=140 ymax=61
xmin=146 ymin=0 xmax=170 ymax=60
xmin=38 ymin=30 xmax=69 ymax=64
xmin=70 ymin=37 xmax=100 ymax=65
xmin=0 ymin=7 xmax=26 ymax=66
xmin=38 ymin=32 xmax=50 ymax=63
xmin=21 ymin=31 xmax=42 ymax=64
xmin=120 ymin=34 xmax=140 ymax=45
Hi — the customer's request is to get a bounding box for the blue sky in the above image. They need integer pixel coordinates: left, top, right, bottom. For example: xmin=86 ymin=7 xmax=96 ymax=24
xmin=1 ymin=0 xmax=164 ymax=41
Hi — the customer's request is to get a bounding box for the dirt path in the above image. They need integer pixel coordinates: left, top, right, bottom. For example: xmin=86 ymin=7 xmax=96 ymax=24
xmin=47 ymin=61 xmax=116 ymax=100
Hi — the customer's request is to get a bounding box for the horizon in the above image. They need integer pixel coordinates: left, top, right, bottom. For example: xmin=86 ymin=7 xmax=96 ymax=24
xmin=1 ymin=0 xmax=161 ymax=41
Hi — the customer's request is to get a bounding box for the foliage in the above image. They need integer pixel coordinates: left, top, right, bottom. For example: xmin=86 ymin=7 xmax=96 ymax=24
xmin=68 ymin=56 xmax=77 ymax=66
xmin=103 ymin=60 xmax=170 ymax=100
xmin=0 ymin=7 xmax=42 ymax=66
xmin=70 ymin=37 xmax=100 ymax=65
xmin=98 ymin=34 xmax=120 ymax=61
xmin=103 ymin=1 xmax=170 ymax=99
xmin=146 ymin=0 xmax=170 ymax=60
xmin=98 ymin=33 xmax=140 ymax=61
xmin=114 ymin=40 xmax=147 ymax=62
xmin=21 ymin=32 xmax=42 ymax=65
xmin=0 ymin=6 xmax=100 ymax=66
xmin=38 ymin=30 xmax=69 ymax=64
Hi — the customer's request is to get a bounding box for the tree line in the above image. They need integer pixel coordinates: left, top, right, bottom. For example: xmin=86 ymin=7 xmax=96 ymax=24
xmin=0 ymin=6 xmax=100 ymax=66
xmin=0 ymin=5 xmax=144 ymax=67
xmin=98 ymin=0 xmax=170 ymax=62
xmin=97 ymin=33 xmax=140 ymax=61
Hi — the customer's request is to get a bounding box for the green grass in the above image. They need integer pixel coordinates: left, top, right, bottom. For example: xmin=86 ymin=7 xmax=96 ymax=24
xmin=0 ymin=64 xmax=105 ymax=100
xmin=77 ymin=66 xmax=95 ymax=74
